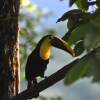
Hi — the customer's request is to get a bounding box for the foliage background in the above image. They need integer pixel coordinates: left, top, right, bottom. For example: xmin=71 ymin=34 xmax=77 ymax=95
xmin=19 ymin=0 xmax=100 ymax=100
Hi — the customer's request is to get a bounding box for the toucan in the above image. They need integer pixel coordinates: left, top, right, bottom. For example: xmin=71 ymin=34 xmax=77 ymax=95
xmin=25 ymin=35 xmax=74 ymax=97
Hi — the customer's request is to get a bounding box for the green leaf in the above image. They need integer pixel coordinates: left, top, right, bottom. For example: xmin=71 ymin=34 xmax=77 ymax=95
xmin=56 ymin=9 xmax=83 ymax=22
xmin=68 ymin=22 xmax=88 ymax=44
xmin=96 ymin=0 xmax=100 ymax=8
xmin=68 ymin=19 xmax=100 ymax=48
xmin=20 ymin=28 xmax=28 ymax=36
xmin=64 ymin=52 xmax=100 ymax=85
xmin=27 ymin=3 xmax=38 ymax=12
xmin=69 ymin=0 xmax=77 ymax=6
xmin=84 ymin=23 xmax=100 ymax=50
xmin=64 ymin=56 xmax=89 ymax=85
xmin=74 ymin=40 xmax=84 ymax=56
xmin=62 ymin=11 xmax=90 ymax=42
xmin=21 ymin=71 xmax=25 ymax=79
xmin=75 ymin=0 xmax=89 ymax=11
xmin=91 ymin=9 xmax=100 ymax=27
xmin=26 ymin=19 xmax=34 ymax=29
xmin=67 ymin=19 xmax=76 ymax=30
xmin=57 ymin=9 xmax=90 ymax=36
xmin=86 ymin=54 xmax=100 ymax=83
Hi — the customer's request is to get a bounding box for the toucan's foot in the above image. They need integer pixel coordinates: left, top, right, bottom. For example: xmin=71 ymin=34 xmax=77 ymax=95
xmin=33 ymin=79 xmax=37 ymax=84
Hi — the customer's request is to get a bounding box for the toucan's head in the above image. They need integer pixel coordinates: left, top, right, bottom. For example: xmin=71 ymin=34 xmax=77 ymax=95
xmin=39 ymin=35 xmax=74 ymax=60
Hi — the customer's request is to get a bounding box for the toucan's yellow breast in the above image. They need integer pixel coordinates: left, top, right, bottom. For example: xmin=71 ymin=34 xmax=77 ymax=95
xmin=40 ymin=38 xmax=52 ymax=60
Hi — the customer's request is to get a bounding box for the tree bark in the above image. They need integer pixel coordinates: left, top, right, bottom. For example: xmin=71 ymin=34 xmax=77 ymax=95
xmin=0 ymin=0 xmax=20 ymax=99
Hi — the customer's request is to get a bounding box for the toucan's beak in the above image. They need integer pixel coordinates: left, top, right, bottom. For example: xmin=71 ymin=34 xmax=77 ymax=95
xmin=51 ymin=37 xmax=75 ymax=56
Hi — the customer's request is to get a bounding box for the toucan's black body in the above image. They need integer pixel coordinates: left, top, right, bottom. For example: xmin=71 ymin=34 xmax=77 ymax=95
xmin=25 ymin=36 xmax=49 ymax=88
xmin=25 ymin=36 xmax=49 ymax=81
xmin=25 ymin=35 xmax=74 ymax=97
xmin=25 ymin=51 xmax=49 ymax=81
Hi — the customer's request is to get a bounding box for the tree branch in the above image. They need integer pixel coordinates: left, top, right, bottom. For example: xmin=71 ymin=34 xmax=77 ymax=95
xmin=12 ymin=47 xmax=98 ymax=100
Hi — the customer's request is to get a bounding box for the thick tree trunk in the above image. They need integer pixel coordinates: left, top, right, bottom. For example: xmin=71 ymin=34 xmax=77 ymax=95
xmin=0 ymin=0 xmax=20 ymax=99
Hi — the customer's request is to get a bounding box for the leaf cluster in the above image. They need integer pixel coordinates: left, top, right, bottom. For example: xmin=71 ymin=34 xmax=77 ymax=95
xmin=58 ymin=0 xmax=100 ymax=84
xmin=19 ymin=0 xmax=100 ymax=86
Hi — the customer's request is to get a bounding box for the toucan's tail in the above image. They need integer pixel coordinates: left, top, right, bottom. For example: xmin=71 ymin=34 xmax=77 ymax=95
xmin=27 ymin=80 xmax=32 ymax=89
xmin=27 ymin=78 xmax=37 ymax=88
xmin=27 ymin=79 xmax=39 ymax=98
